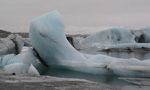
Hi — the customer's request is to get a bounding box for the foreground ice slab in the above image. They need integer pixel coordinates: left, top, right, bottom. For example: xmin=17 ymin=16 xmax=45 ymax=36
xmin=30 ymin=10 xmax=150 ymax=77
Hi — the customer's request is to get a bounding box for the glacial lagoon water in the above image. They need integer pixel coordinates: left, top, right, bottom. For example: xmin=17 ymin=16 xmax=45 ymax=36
xmin=38 ymin=66 xmax=132 ymax=86
xmin=32 ymin=56 xmax=133 ymax=86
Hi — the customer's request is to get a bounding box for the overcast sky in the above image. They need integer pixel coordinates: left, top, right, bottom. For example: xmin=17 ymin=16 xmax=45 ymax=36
xmin=0 ymin=0 xmax=150 ymax=33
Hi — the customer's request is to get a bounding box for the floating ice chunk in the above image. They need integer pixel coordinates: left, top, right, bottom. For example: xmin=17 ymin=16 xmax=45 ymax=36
xmin=73 ymin=27 xmax=136 ymax=50
xmin=0 ymin=38 xmax=16 ymax=56
xmin=28 ymin=64 xmax=40 ymax=76
xmin=0 ymin=47 xmax=39 ymax=75
xmin=0 ymin=34 xmax=24 ymax=56
xmin=72 ymin=27 xmax=150 ymax=51
xmin=83 ymin=28 xmax=135 ymax=44
xmin=8 ymin=34 xmax=24 ymax=54
xmin=0 ymin=54 xmax=16 ymax=67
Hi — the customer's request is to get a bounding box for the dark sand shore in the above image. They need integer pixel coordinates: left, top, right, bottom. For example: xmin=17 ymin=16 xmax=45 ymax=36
xmin=0 ymin=70 xmax=118 ymax=90
xmin=0 ymin=70 xmax=150 ymax=90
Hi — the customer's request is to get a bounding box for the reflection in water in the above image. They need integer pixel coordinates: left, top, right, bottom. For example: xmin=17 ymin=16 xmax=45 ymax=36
xmin=36 ymin=64 xmax=131 ymax=86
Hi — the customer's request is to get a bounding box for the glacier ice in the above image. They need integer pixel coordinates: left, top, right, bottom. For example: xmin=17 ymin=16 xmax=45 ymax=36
xmin=29 ymin=10 xmax=150 ymax=77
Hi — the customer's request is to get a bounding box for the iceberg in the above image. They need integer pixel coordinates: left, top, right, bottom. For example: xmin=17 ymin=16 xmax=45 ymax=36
xmin=0 ymin=38 xmax=16 ymax=56
xmin=0 ymin=34 xmax=24 ymax=56
xmin=72 ymin=27 xmax=150 ymax=51
xmin=8 ymin=34 xmax=24 ymax=54
xmin=75 ymin=28 xmax=135 ymax=50
xmin=29 ymin=10 xmax=150 ymax=77
xmin=29 ymin=10 xmax=111 ymax=75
